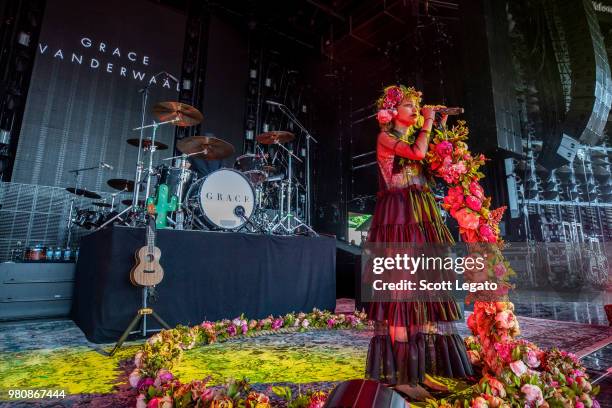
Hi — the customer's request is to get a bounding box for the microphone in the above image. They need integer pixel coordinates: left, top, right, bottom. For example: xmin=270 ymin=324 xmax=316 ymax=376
xmin=432 ymin=107 xmax=464 ymax=115
xmin=265 ymin=100 xmax=283 ymax=107
xmin=100 ymin=162 xmax=113 ymax=170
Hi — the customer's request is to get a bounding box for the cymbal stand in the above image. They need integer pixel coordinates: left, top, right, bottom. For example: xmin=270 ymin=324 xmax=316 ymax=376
xmin=270 ymin=142 xmax=317 ymax=236
xmin=276 ymin=103 xmax=318 ymax=226
xmin=133 ymin=118 xmax=179 ymax=200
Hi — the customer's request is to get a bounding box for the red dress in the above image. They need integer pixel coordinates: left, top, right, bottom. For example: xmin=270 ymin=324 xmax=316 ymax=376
xmin=365 ymin=131 xmax=473 ymax=385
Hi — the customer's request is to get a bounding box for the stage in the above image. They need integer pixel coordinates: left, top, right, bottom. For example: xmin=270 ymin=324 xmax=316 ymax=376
xmin=71 ymin=226 xmax=336 ymax=343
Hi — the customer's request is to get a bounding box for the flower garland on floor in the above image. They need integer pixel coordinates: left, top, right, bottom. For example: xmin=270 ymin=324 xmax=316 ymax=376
xmin=128 ymin=309 xmax=369 ymax=408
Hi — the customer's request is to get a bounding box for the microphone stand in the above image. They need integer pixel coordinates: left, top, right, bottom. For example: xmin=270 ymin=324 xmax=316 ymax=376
xmin=275 ymin=103 xmax=318 ymax=227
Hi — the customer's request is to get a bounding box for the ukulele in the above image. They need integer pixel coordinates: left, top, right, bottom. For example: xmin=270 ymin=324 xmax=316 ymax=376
xmin=130 ymin=215 xmax=164 ymax=286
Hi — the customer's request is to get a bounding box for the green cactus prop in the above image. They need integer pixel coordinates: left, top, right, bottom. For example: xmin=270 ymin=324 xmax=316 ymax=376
xmin=146 ymin=184 xmax=178 ymax=229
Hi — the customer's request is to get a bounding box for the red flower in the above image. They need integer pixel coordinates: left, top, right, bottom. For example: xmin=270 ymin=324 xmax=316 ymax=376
xmin=455 ymin=208 xmax=480 ymax=230
xmin=444 ymin=186 xmax=465 ymax=211
xmin=479 ymin=224 xmax=496 ymax=242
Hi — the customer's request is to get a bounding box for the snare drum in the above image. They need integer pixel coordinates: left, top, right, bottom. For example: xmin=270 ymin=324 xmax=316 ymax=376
xmin=234 ymin=153 xmax=267 ymax=185
xmin=187 ymin=168 xmax=255 ymax=230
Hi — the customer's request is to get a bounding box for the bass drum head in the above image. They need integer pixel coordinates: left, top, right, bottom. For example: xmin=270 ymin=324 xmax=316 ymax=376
xmin=197 ymin=168 xmax=255 ymax=230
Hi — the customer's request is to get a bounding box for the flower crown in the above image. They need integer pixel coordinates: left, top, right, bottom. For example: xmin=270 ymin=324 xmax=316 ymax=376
xmin=376 ymin=85 xmax=422 ymax=125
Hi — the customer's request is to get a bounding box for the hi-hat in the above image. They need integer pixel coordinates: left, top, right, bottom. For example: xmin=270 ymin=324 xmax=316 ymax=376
xmin=65 ymin=187 xmax=101 ymax=199
xmin=107 ymin=178 xmax=135 ymax=192
xmin=176 ymin=136 xmax=235 ymax=160
xmin=126 ymin=138 xmax=168 ymax=150
xmin=92 ymin=202 xmax=112 ymax=208
xmin=152 ymin=102 xmax=203 ymax=127
xmin=256 ymin=131 xmax=295 ymax=144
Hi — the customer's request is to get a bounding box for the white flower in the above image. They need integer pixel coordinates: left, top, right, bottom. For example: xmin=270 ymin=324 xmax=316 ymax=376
xmin=301 ymin=319 xmax=310 ymax=328
xmin=509 ymin=360 xmax=528 ymax=377
xmin=136 ymin=394 xmax=147 ymax=408
xmin=134 ymin=351 xmax=144 ymax=368
xmin=129 ymin=369 xmax=141 ymax=388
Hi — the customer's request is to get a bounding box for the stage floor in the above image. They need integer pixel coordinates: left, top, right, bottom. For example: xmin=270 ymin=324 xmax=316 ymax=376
xmin=1 ymin=299 xmax=611 ymax=407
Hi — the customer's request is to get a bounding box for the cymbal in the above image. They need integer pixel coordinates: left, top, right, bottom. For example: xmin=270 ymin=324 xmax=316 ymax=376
xmin=121 ymin=199 xmax=145 ymax=207
xmin=152 ymin=102 xmax=203 ymax=127
xmin=65 ymin=187 xmax=101 ymax=199
xmin=126 ymin=138 xmax=168 ymax=150
xmin=107 ymin=178 xmax=135 ymax=192
xmin=256 ymin=131 xmax=295 ymax=144
xmin=176 ymin=136 xmax=235 ymax=160
xmin=92 ymin=202 xmax=112 ymax=208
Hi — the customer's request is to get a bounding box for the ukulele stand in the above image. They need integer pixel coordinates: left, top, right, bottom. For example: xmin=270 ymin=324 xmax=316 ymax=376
xmin=109 ymin=285 xmax=171 ymax=356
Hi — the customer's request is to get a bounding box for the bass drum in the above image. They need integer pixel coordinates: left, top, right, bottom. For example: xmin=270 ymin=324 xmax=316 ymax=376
xmin=187 ymin=168 xmax=255 ymax=230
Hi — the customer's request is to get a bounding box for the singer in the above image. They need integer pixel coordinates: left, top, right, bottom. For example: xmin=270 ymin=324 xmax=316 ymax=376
xmin=365 ymin=85 xmax=472 ymax=389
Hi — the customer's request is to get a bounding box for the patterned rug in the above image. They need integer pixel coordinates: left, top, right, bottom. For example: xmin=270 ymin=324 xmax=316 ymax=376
xmin=1 ymin=306 xmax=610 ymax=407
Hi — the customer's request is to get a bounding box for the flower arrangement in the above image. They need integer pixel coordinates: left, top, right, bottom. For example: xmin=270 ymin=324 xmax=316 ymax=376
xmin=428 ymin=302 xmax=602 ymax=408
xmin=416 ymin=116 xmax=601 ymax=407
xmin=129 ymin=309 xmax=368 ymax=407
xmin=425 ymin=121 xmax=506 ymax=244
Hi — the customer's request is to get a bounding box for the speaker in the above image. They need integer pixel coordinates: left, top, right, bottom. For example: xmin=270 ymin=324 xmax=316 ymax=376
xmin=323 ymin=380 xmax=407 ymax=408
xmin=538 ymin=0 xmax=612 ymax=169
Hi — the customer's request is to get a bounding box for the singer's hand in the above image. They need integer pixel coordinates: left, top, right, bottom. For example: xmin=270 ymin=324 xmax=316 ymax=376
xmin=420 ymin=106 xmax=435 ymax=121
xmin=438 ymin=113 xmax=448 ymax=128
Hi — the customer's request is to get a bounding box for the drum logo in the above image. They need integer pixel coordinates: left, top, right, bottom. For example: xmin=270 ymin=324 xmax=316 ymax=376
xmin=205 ymin=192 xmax=250 ymax=203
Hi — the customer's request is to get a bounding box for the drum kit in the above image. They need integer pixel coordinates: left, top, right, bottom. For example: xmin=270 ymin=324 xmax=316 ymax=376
xmin=65 ymin=100 xmax=317 ymax=237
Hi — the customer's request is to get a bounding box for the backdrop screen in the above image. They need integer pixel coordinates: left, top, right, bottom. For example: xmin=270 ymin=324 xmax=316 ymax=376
xmin=12 ymin=0 xmax=186 ymax=191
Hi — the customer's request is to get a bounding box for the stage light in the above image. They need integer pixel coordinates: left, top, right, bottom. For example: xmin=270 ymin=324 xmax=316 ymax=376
xmin=182 ymin=79 xmax=192 ymax=90
xmin=250 ymin=69 xmax=257 ymax=79
xmin=17 ymin=31 xmax=31 ymax=47
xmin=246 ymin=130 xmax=254 ymax=140
xmin=265 ymin=77 xmax=272 ymax=87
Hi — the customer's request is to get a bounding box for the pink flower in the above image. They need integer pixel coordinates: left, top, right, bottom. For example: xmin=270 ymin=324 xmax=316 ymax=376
xmin=509 ymin=359 xmax=528 ymax=377
xmin=129 ymin=369 xmax=142 ymax=388
xmin=524 ymin=350 xmax=540 ymax=368
xmin=154 ymin=369 xmax=173 ymax=387
xmin=479 ymin=224 xmax=496 ymax=242
xmin=466 ymin=196 xmax=482 ymax=211
xmin=327 ymin=318 xmax=336 ymax=328
xmin=301 ymin=319 xmax=310 ymax=328
xmin=435 ymin=141 xmax=453 ymax=157
xmin=521 ymin=384 xmax=543 ymax=406
xmin=137 ymin=377 xmax=155 ymax=392
xmin=486 ymin=376 xmax=506 ymax=397
xmin=494 ymin=263 xmax=506 ymax=278
xmin=470 ymin=181 xmax=485 ymax=200
xmin=495 ymin=310 xmax=516 ymax=330
xmin=201 ymin=322 xmax=213 ymax=330
xmin=455 ymin=208 xmax=480 ymax=230
xmin=383 ymin=87 xmax=403 ymax=109
xmin=576 ymin=402 xmax=585 ymax=408
xmin=471 ymin=396 xmax=489 ymax=408
xmin=227 ymin=325 xmax=237 ymax=336
xmin=136 ymin=394 xmax=147 ymax=408
xmin=272 ymin=318 xmax=283 ymax=330
xmin=242 ymin=324 xmax=248 ymax=335
xmin=377 ymin=109 xmax=394 ymax=124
